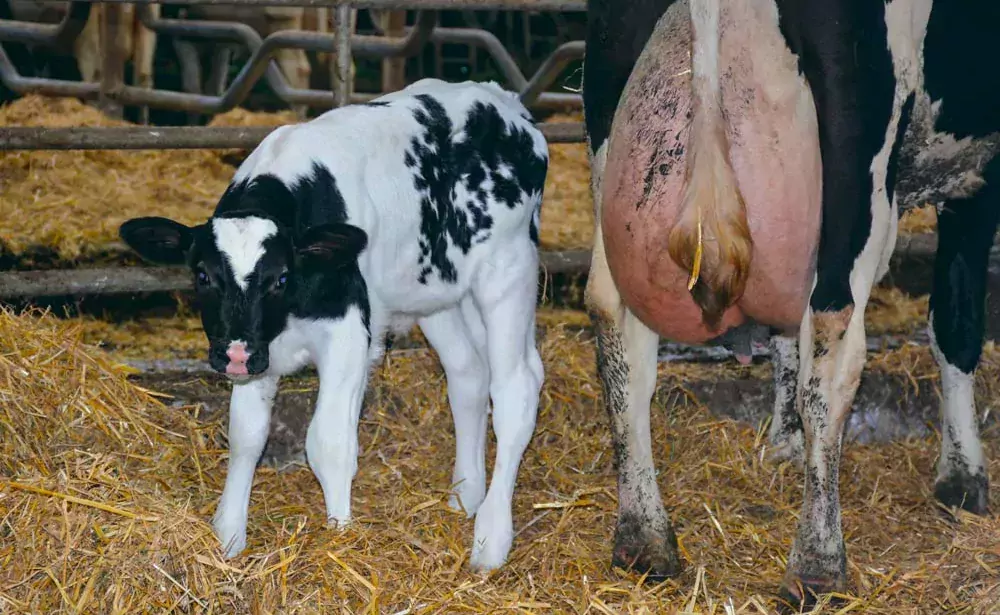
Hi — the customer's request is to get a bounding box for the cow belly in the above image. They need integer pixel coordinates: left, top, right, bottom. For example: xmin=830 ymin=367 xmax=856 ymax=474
xmin=600 ymin=0 xmax=822 ymax=344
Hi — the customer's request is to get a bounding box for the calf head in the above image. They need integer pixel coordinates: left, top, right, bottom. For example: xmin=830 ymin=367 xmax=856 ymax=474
xmin=119 ymin=210 xmax=367 ymax=381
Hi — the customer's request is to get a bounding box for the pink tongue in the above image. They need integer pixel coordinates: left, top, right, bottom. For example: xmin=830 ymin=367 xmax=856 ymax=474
xmin=735 ymin=353 xmax=753 ymax=366
xmin=226 ymin=362 xmax=248 ymax=375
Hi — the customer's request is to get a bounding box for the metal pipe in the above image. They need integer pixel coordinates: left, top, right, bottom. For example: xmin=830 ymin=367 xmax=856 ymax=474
xmin=330 ymin=4 xmax=354 ymax=108
xmin=0 ymin=0 xmax=90 ymax=49
xmin=0 ymin=122 xmax=585 ymax=150
xmin=0 ymin=5 xmax=580 ymax=113
xmin=430 ymin=27 xmax=527 ymax=91
xmin=519 ymin=40 xmax=583 ymax=108
xmin=0 ymin=250 xmax=592 ymax=299
xmin=94 ymin=0 xmax=586 ymax=10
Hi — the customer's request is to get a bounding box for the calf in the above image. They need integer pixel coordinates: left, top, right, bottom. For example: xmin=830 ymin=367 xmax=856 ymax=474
xmin=119 ymin=78 xmax=549 ymax=571
xmin=584 ymin=0 xmax=999 ymax=606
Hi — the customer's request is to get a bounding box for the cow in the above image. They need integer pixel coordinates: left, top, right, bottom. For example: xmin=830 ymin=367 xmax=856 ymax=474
xmin=5 ymin=0 xmax=159 ymax=121
xmin=117 ymin=78 xmax=549 ymax=572
xmin=583 ymin=0 xmax=1000 ymax=607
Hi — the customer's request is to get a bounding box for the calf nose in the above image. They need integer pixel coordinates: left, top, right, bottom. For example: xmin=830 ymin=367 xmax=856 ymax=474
xmin=226 ymin=342 xmax=250 ymax=364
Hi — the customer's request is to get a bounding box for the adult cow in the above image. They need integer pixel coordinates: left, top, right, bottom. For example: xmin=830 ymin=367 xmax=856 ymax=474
xmin=583 ymin=0 xmax=999 ymax=606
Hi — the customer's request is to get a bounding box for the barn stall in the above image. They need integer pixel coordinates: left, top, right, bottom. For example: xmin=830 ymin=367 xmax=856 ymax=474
xmin=1 ymin=1 xmax=999 ymax=612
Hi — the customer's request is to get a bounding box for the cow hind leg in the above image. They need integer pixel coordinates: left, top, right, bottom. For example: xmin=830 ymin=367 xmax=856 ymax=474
xmin=767 ymin=334 xmax=804 ymax=466
xmin=586 ymin=142 xmax=680 ymax=580
xmin=928 ymin=156 xmax=1000 ymax=515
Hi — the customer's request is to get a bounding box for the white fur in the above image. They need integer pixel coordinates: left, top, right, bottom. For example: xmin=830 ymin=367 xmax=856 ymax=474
xmin=928 ymin=313 xmax=985 ymax=483
xmin=212 ymin=79 xmax=546 ymax=572
xmin=212 ymin=216 xmax=278 ymax=291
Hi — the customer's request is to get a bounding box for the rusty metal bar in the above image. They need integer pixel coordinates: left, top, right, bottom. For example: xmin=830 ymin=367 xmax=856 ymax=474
xmin=92 ymin=0 xmax=587 ymax=9
xmin=0 ymin=121 xmax=585 ymax=150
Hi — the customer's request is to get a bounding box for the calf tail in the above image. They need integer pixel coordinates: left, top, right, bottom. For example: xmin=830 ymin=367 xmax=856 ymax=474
xmin=666 ymin=0 xmax=753 ymax=330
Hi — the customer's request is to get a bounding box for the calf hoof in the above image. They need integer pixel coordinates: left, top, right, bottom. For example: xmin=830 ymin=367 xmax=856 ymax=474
xmin=777 ymin=573 xmax=846 ymax=613
xmin=469 ymin=501 xmax=514 ymax=573
xmin=611 ymin=518 xmax=682 ymax=582
xmin=212 ymin=516 xmax=248 ymax=559
xmin=448 ymin=477 xmax=486 ymax=518
xmin=935 ymin=471 xmax=990 ymax=516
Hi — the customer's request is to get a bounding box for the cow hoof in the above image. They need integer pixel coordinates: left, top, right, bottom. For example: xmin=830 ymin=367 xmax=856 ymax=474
xmin=777 ymin=574 xmax=846 ymax=613
xmin=611 ymin=521 xmax=683 ymax=582
xmin=767 ymin=432 xmax=804 ymax=469
xmin=935 ymin=471 xmax=990 ymax=516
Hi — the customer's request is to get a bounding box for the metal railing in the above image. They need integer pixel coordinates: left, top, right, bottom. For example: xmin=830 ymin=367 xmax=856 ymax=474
xmin=0 ymin=0 xmax=586 ymax=150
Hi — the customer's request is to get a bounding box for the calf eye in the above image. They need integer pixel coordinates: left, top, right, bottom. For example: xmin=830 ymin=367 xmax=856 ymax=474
xmin=274 ymin=273 xmax=288 ymax=290
xmin=195 ymin=270 xmax=210 ymax=287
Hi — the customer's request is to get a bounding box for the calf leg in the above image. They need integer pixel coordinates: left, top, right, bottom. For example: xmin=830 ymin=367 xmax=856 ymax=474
xmin=418 ymin=300 xmax=490 ymax=517
xmin=928 ymin=156 xmax=1000 ymax=515
xmin=213 ymin=374 xmax=279 ymax=558
xmin=306 ymin=312 xmax=371 ymax=527
xmin=767 ymin=334 xmax=804 ymax=465
xmin=469 ymin=245 xmax=543 ymax=572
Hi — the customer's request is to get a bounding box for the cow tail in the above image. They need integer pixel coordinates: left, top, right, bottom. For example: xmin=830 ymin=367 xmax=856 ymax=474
xmin=666 ymin=0 xmax=753 ymax=330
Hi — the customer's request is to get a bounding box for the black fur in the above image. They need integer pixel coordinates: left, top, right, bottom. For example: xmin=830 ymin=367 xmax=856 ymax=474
xmin=582 ymin=0 xmax=676 ymax=156
xmin=119 ymin=163 xmax=371 ymax=376
xmin=774 ymin=0 xmax=897 ymax=313
xmin=407 ymin=94 xmax=547 ymax=285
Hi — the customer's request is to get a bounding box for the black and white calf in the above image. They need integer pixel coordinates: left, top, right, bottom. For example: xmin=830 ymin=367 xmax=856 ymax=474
xmin=584 ymin=0 xmax=1000 ymax=604
xmin=119 ymin=78 xmax=549 ymax=571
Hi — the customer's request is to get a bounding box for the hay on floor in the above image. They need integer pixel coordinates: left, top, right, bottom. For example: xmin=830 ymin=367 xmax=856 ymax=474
xmin=3 ymin=307 xmax=1000 ymax=613
xmin=0 ymin=98 xmax=596 ymax=261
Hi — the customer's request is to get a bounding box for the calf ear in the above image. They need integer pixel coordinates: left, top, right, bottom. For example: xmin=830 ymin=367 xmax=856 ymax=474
xmin=119 ymin=217 xmax=193 ymax=265
xmin=297 ymin=223 xmax=368 ymax=264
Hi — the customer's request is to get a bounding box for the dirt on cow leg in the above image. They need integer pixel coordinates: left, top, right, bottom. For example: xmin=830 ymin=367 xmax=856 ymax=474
xmin=780 ymin=306 xmax=859 ymax=611
xmin=586 ymin=229 xmax=682 ymax=582
xmin=766 ymin=334 xmax=804 ymax=467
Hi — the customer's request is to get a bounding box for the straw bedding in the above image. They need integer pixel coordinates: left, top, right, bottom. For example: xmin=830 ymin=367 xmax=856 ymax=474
xmin=0 ymin=96 xmax=986 ymax=613
xmin=4 ymin=304 xmax=1000 ymax=613
xmin=0 ymin=98 xmax=596 ymax=262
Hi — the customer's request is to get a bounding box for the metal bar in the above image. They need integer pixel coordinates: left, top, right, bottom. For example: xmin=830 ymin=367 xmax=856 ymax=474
xmin=92 ymin=0 xmax=587 ymax=10
xmin=0 ymin=122 xmax=585 ymax=150
xmin=430 ymin=26 xmax=527 ymax=91
xmin=0 ymin=0 xmax=91 ymax=49
xmin=0 ymin=236 xmax=963 ymax=300
xmin=519 ymin=40 xmax=582 ymax=108
xmin=1 ymin=7 xmax=579 ymax=113
xmin=380 ymin=10 xmax=407 ymax=93
xmin=330 ymin=5 xmax=354 ymax=108
xmin=0 ymin=250 xmax=591 ymax=298
xmin=99 ymin=3 xmax=126 ymax=119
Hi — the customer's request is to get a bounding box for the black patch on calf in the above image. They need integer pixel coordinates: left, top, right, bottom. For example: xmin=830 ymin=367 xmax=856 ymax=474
xmin=362 ymin=101 xmax=390 ymax=107
xmin=216 ymin=162 xmax=349 ymax=232
xmin=190 ymin=162 xmax=373 ymax=374
xmin=407 ymin=94 xmax=547 ymax=285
